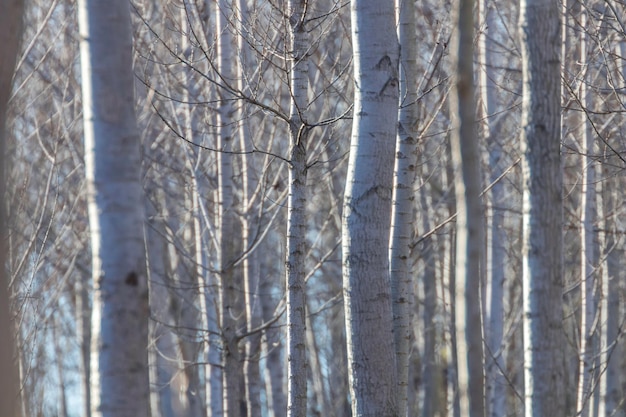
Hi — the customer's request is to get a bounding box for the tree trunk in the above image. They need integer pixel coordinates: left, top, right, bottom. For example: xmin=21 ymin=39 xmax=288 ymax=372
xmin=389 ymin=0 xmax=418 ymax=414
xmin=450 ymin=0 xmax=486 ymax=415
xmin=477 ymin=1 xmax=506 ymax=415
xmin=286 ymin=1 xmax=310 ymax=415
xmin=519 ymin=0 xmax=565 ymax=414
xmin=215 ymin=1 xmax=244 ymax=415
xmin=576 ymin=9 xmax=597 ymax=415
xmin=0 ymin=2 xmax=24 ymax=415
xmin=78 ymin=0 xmax=151 ymax=416
xmin=342 ymin=0 xmax=399 ymax=415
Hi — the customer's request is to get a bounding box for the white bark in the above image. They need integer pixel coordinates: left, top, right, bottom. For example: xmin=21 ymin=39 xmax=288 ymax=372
xmin=286 ymin=0 xmax=310 ymax=415
xmin=576 ymin=9 xmax=597 ymax=414
xmin=78 ymin=1 xmax=151 ymax=416
xmin=389 ymin=0 xmax=418 ymax=414
xmin=342 ymin=0 xmax=399 ymax=415
xmin=477 ymin=1 xmax=506 ymax=416
xmin=215 ymin=1 xmax=244 ymax=415
xmin=599 ymin=160 xmax=623 ymax=417
xmin=237 ymin=2 xmax=262 ymax=414
xmin=519 ymin=0 xmax=565 ymax=415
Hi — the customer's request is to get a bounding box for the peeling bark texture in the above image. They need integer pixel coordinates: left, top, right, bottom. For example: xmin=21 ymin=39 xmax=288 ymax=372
xmin=519 ymin=0 xmax=565 ymax=415
xmin=342 ymin=0 xmax=399 ymax=415
xmin=78 ymin=1 xmax=151 ymax=416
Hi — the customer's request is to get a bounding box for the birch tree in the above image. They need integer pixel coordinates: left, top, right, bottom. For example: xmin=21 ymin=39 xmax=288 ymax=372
xmin=286 ymin=0 xmax=310 ymax=415
xmin=477 ymin=1 xmax=507 ymax=415
xmin=0 ymin=1 xmax=25 ymax=416
xmin=519 ymin=0 xmax=565 ymax=414
xmin=78 ymin=1 xmax=151 ymax=416
xmin=450 ymin=0 xmax=485 ymax=414
xmin=342 ymin=0 xmax=399 ymax=414
xmin=389 ymin=0 xmax=418 ymax=414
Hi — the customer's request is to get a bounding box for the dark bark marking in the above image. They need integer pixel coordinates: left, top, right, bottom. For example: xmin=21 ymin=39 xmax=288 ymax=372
xmin=125 ymin=271 xmax=138 ymax=286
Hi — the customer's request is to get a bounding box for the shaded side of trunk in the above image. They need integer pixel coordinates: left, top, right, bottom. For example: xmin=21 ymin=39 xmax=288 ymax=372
xmin=286 ymin=1 xmax=310 ymax=415
xmin=0 ymin=1 xmax=25 ymax=416
xmin=450 ymin=0 xmax=485 ymax=415
xmin=519 ymin=0 xmax=565 ymax=415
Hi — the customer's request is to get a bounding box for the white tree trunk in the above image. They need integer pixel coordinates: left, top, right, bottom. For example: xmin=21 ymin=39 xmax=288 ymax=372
xmin=342 ymin=0 xmax=399 ymax=415
xmin=599 ymin=159 xmax=623 ymax=417
xmin=215 ymin=1 xmax=243 ymax=415
xmin=519 ymin=0 xmax=565 ymax=415
xmin=389 ymin=0 xmax=418 ymax=414
xmin=576 ymin=9 xmax=597 ymax=414
xmin=78 ymin=1 xmax=151 ymax=416
xmin=477 ymin=1 xmax=506 ymax=416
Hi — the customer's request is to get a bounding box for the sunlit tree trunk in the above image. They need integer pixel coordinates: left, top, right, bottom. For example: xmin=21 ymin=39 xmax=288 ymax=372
xmin=598 ymin=156 xmax=623 ymax=417
xmin=389 ymin=0 xmax=418 ymax=414
xmin=78 ymin=0 xmax=151 ymax=416
xmin=342 ymin=0 xmax=399 ymax=414
xmin=450 ymin=0 xmax=485 ymax=415
xmin=519 ymin=0 xmax=565 ymax=414
xmin=576 ymin=9 xmax=597 ymax=415
xmin=477 ymin=1 xmax=506 ymax=415
xmin=214 ymin=1 xmax=244 ymax=415
xmin=0 ymin=2 xmax=24 ymax=415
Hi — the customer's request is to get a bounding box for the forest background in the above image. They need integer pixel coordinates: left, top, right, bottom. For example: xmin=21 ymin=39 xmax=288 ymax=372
xmin=0 ymin=0 xmax=625 ymax=416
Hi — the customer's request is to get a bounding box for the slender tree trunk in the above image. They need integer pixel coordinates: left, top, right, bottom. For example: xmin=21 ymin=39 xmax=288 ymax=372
xmin=389 ymin=0 xmax=418 ymax=414
xmin=342 ymin=0 xmax=399 ymax=415
xmin=477 ymin=1 xmax=506 ymax=415
xmin=145 ymin=198 xmax=176 ymax=417
xmin=76 ymin=263 xmax=92 ymax=417
xmin=420 ymin=176 xmax=442 ymax=417
xmin=260 ymin=285 xmax=286 ymax=417
xmin=576 ymin=9 xmax=597 ymax=415
xmin=599 ymin=156 xmax=623 ymax=417
xmin=450 ymin=0 xmax=486 ymax=415
xmin=215 ymin=1 xmax=244 ymax=415
xmin=519 ymin=0 xmax=565 ymax=414
xmin=78 ymin=0 xmax=151 ymax=416
xmin=286 ymin=1 xmax=310 ymax=415
xmin=0 ymin=2 xmax=24 ymax=415
xmin=237 ymin=3 xmax=262 ymax=414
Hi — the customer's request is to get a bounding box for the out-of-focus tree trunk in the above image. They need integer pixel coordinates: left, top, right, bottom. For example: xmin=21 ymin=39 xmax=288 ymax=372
xmin=78 ymin=0 xmax=151 ymax=416
xmin=450 ymin=0 xmax=486 ymax=415
xmin=477 ymin=0 xmax=506 ymax=415
xmin=0 ymin=2 xmax=24 ymax=415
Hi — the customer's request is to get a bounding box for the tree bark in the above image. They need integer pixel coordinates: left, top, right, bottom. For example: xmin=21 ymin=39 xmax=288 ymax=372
xmin=286 ymin=1 xmax=310 ymax=416
xmin=519 ymin=0 xmax=565 ymax=415
xmin=389 ymin=0 xmax=418 ymax=414
xmin=342 ymin=0 xmax=399 ymax=415
xmin=78 ymin=1 xmax=151 ymax=416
